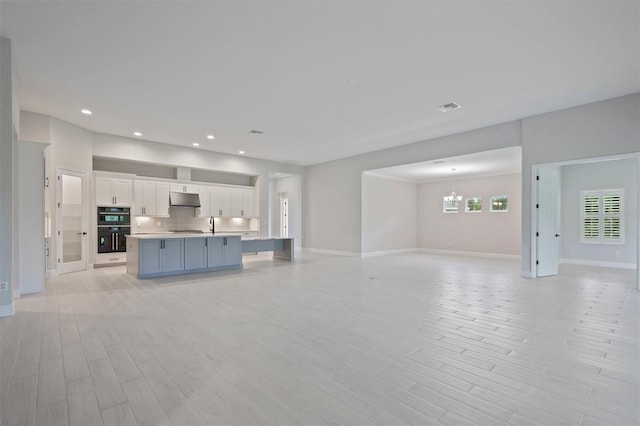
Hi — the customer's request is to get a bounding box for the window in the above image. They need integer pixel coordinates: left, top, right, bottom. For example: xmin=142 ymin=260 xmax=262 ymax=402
xmin=580 ymin=189 xmax=624 ymax=244
xmin=443 ymin=197 xmax=460 ymax=213
xmin=490 ymin=195 xmax=508 ymax=212
xmin=465 ymin=197 xmax=482 ymax=212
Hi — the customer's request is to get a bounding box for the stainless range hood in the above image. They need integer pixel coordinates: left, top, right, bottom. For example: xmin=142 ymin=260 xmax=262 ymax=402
xmin=169 ymin=192 xmax=201 ymax=208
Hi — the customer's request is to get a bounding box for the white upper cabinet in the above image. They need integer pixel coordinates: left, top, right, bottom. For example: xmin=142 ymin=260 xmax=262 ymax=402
xmin=95 ymin=177 xmax=132 ymax=207
xmin=133 ymin=180 xmax=157 ymax=216
xmin=156 ymin=182 xmax=170 ymax=217
xmin=133 ymin=180 xmax=170 ymax=217
xmin=210 ymin=187 xmax=231 ymax=217
xmin=170 ymin=183 xmax=199 ymax=194
xmin=198 ymin=186 xmax=211 ymax=218
xmin=230 ymin=188 xmax=254 ymax=217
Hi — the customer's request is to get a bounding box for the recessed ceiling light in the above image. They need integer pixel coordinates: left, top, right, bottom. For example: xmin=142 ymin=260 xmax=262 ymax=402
xmin=438 ymin=102 xmax=461 ymax=112
xmin=81 ymin=109 xmax=92 ymax=115
xmin=192 ymin=143 xmax=200 ymax=147
xmin=133 ymin=132 xmax=142 ymax=137
xmin=207 ymin=135 xmax=215 ymax=140
xmin=238 ymin=150 xmax=245 ymax=155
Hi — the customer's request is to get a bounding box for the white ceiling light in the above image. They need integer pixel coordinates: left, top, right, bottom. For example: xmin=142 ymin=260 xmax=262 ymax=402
xmin=438 ymin=102 xmax=461 ymax=112
xmin=238 ymin=150 xmax=245 ymax=155
xmin=192 ymin=143 xmax=200 ymax=147
xmin=133 ymin=132 xmax=142 ymax=136
xmin=81 ymin=109 xmax=92 ymax=115
xmin=444 ymin=168 xmax=462 ymax=207
xmin=207 ymin=135 xmax=215 ymax=140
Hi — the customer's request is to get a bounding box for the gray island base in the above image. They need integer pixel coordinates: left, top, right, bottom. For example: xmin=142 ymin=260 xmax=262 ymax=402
xmin=127 ymin=234 xmax=293 ymax=278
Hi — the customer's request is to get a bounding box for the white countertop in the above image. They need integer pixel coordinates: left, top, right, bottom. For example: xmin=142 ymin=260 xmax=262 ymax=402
xmin=128 ymin=233 xmax=242 ymax=240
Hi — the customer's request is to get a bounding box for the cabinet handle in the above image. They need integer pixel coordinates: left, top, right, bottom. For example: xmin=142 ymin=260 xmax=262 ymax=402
xmin=224 ymin=237 xmax=227 ymax=246
xmin=219 ymin=209 xmax=222 ymax=216
xmin=241 ymin=209 xmax=244 ymax=216
xmin=114 ymin=197 xmax=117 ymax=204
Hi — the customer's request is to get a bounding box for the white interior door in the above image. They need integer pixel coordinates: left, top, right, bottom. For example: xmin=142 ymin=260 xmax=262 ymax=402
xmin=57 ymin=169 xmax=88 ymax=274
xmin=280 ymin=193 xmax=289 ymax=238
xmin=536 ymin=166 xmax=561 ymax=277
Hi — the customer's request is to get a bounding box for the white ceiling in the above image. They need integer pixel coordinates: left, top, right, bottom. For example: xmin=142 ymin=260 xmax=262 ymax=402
xmin=367 ymin=146 xmax=522 ymax=183
xmin=1 ymin=1 xmax=638 ymax=166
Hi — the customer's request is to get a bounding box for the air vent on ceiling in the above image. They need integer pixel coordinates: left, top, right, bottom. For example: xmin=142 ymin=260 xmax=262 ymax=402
xmin=432 ymin=160 xmax=445 ymax=164
xmin=438 ymin=102 xmax=461 ymax=112
xmin=249 ymin=130 xmax=264 ymax=134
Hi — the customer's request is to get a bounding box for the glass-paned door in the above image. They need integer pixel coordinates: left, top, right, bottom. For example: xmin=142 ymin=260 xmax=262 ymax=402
xmin=57 ymin=169 xmax=88 ymax=274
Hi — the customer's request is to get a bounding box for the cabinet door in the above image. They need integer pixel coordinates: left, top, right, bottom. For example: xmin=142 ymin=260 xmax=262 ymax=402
xmin=185 ymin=184 xmax=199 ymax=194
xmin=210 ymin=187 xmax=230 ymax=217
xmin=198 ymin=186 xmax=211 ymax=218
xmin=95 ymin=178 xmax=114 ymax=206
xmin=184 ymin=238 xmax=207 ymax=270
xmin=142 ymin=181 xmax=157 ymax=216
xmin=229 ymin=189 xmax=243 ymax=217
xmin=162 ymin=239 xmax=185 ymax=273
xmin=242 ymin=188 xmax=254 ymax=217
xmin=170 ymin=183 xmax=184 ymax=193
xmin=133 ymin=180 xmax=144 ymax=214
xmin=113 ymin=179 xmax=132 ymax=206
xmin=139 ymin=239 xmax=163 ymax=275
xmin=156 ymin=182 xmax=170 ymax=217
xmin=207 ymin=237 xmax=224 ymax=268
xmin=223 ymin=236 xmax=242 ymax=266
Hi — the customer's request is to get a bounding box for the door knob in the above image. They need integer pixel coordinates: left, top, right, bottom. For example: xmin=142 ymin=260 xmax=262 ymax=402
xmin=77 ymin=232 xmax=88 ymax=235
xmin=555 ymin=234 xmax=560 ymax=237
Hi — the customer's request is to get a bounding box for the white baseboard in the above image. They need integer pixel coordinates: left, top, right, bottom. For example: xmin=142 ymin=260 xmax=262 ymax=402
xmin=560 ymin=258 xmax=637 ymax=270
xmin=0 ymin=302 xmax=15 ymax=317
xmin=46 ymin=269 xmax=58 ymax=278
xmin=521 ymin=269 xmax=535 ymax=278
xmin=419 ymin=248 xmax=521 ymax=261
xmin=361 ymin=248 xmax=420 ymax=258
xmin=303 ymin=248 xmax=360 ymax=257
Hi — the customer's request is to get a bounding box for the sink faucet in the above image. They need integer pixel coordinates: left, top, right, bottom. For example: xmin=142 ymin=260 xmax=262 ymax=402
xmin=209 ymin=216 xmax=215 ymax=234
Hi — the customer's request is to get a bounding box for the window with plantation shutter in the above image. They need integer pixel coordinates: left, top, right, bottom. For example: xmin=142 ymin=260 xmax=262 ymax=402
xmin=580 ymin=189 xmax=624 ymax=244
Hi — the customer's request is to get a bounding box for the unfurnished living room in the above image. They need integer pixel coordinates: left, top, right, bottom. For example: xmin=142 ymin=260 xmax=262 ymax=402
xmin=0 ymin=1 xmax=638 ymax=426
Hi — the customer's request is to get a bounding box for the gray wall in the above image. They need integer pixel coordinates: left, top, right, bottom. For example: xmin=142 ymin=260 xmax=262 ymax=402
xmin=362 ymin=174 xmax=417 ymax=254
xmin=521 ymin=93 xmax=640 ymax=275
xmin=305 ymin=121 xmax=521 ymax=254
xmin=418 ymin=173 xmax=521 ymax=255
xmin=561 ymin=158 xmax=637 ymax=265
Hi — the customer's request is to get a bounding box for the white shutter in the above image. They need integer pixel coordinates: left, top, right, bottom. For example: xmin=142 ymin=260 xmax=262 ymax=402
xmin=580 ymin=189 xmax=624 ymax=245
xmin=602 ymin=191 xmax=624 ymax=243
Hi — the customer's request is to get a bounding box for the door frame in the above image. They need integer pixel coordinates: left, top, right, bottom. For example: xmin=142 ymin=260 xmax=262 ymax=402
xmin=56 ymin=167 xmax=89 ymax=274
xmin=530 ymin=152 xmax=640 ymax=290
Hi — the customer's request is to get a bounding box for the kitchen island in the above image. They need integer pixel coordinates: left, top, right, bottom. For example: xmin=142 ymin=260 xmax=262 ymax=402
xmin=127 ymin=233 xmax=294 ymax=278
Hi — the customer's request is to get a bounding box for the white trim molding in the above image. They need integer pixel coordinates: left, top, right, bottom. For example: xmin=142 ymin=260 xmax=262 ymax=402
xmin=560 ymin=258 xmax=636 ymax=270
xmin=361 ymin=248 xmax=420 ymax=258
xmin=303 ymin=248 xmax=360 ymax=257
xmin=419 ymin=248 xmax=521 ymax=261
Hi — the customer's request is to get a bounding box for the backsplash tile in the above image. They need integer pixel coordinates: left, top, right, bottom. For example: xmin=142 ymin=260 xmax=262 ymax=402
xmin=132 ymin=207 xmax=258 ymax=233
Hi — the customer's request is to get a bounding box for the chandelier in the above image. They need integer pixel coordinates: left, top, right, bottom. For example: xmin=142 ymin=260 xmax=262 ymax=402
xmin=444 ymin=168 xmax=462 ymax=207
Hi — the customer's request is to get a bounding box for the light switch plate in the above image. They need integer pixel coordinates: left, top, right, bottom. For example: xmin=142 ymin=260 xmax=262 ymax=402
xmin=0 ymin=282 xmax=8 ymax=292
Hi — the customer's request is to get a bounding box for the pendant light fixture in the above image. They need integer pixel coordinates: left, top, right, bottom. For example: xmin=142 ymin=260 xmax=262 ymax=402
xmin=444 ymin=168 xmax=462 ymax=207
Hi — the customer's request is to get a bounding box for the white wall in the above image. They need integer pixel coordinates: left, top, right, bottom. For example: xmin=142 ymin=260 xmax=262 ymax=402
xmin=305 ymin=121 xmax=521 ymax=254
xmin=362 ymin=174 xmax=417 ymax=254
xmin=521 ymin=93 xmax=640 ymax=276
xmin=418 ymin=173 xmax=522 ymax=255
xmin=0 ymin=37 xmax=18 ymax=316
xmin=19 ymin=141 xmax=46 ymax=294
xmin=561 ymin=158 xmax=637 ymax=265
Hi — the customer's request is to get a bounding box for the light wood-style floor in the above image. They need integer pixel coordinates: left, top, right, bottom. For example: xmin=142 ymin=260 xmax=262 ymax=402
xmin=0 ymin=252 xmax=638 ymax=426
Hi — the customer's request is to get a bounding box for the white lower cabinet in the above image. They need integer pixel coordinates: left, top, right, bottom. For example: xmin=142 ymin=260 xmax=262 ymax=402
xmin=139 ymin=238 xmax=185 ymax=275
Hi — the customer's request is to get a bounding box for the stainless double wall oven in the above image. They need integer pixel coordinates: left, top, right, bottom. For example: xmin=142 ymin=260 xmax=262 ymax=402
xmin=97 ymin=207 xmax=130 ymax=253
